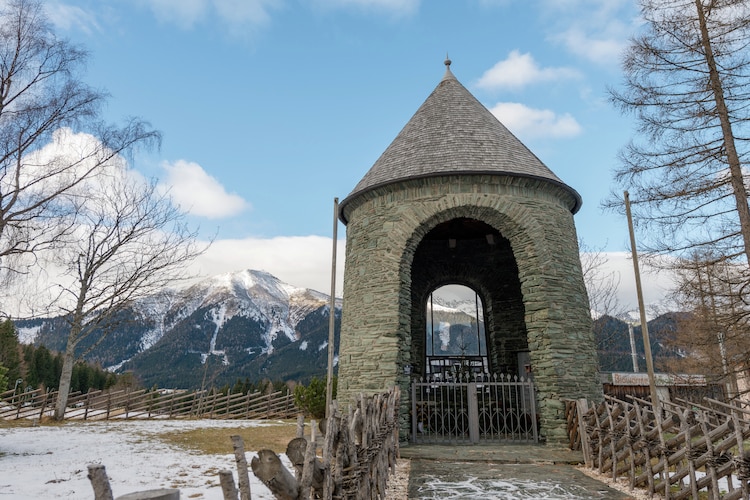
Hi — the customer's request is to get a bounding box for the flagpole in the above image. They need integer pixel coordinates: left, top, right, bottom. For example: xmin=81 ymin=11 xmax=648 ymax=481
xmin=325 ymin=198 xmax=339 ymax=419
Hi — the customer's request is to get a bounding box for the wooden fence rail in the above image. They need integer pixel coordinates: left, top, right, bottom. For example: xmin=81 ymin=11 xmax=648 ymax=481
xmin=0 ymin=387 xmax=298 ymax=421
xmin=568 ymin=396 xmax=750 ymax=500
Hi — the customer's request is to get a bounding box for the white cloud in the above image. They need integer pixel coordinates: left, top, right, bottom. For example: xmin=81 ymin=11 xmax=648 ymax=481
xmin=312 ymin=0 xmax=419 ymax=17
xmin=159 ymin=160 xmax=249 ymax=219
xmin=188 ymin=240 xmax=672 ymax=313
xmin=477 ymin=51 xmax=580 ymax=91
xmin=556 ymin=28 xmax=628 ymax=66
xmin=189 ymin=235 xmax=345 ymax=295
xmin=213 ymin=0 xmax=280 ymax=26
xmin=139 ymin=0 xmax=207 ymax=28
xmin=489 ymin=102 xmax=582 ymax=139
xmin=3 ymin=233 xmax=674 ymax=319
xmin=45 ymin=2 xmax=101 ymax=33
xmin=598 ymin=252 xmax=676 ymax=314
xmin=7 ymin=127 xmax=144 ymax=207
xmin=139 ymin=0 xmax=280 ymax=29
xmin=540 ymin=0 xmax=634 ymax=65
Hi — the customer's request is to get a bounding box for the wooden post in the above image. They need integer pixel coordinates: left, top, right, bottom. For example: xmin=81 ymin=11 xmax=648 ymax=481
xmin=624 ymin=191 xmax=661 ymax=423
xmin=576 ymin=399 xmax=593 ymax=468
xmin=697 ymin=410 xmax=720 ymax=499
xmin=296 ymin=414 xmax=305 ymax=438
xmin=299 ymin=421 xmax=318 ymax=499
xmin=38 ymin=389 xmax=50 ymax=421
xmin=326 ymin=197 xmax=339 ymax=418
xmin=322 ymin=402 xmax=338 ymax=499
xmin=730 ymin=406 xmax=750 ymax=499
xmin=230 ymin=435 xmax=252 ymax=500
xmin=681 ymin=408 xmax=699 ymax=500
xmin=87 ymin=464 xmax=114 ymax=500
xmin=219 ymin=470 xmax=239 ymax=500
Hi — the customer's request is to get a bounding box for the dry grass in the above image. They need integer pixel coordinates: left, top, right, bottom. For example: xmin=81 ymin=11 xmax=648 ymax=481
xmin=0 ymin=416 xmax=66 ymax=428
xmin=154 ymin=420 xmax=300 ymax=455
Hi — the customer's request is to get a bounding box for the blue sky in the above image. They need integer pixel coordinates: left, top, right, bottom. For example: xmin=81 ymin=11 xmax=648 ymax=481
xmin=41 ymin=0 xmax=672 ymax=309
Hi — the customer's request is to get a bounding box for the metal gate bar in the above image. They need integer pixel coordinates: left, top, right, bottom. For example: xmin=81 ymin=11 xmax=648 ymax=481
xmin=411 ymin=372 xmax=538 ymax=444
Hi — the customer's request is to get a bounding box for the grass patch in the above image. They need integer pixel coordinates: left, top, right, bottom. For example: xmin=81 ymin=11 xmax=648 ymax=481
xmin=0 ymin=417 xmax=67 ymax=429
xmin=156 ymin=420 xmax=299 ymax=455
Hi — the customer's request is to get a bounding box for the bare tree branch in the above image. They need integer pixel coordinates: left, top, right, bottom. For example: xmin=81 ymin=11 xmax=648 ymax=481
xmin=50 ymin=172 xmax=206 ymax=419
xmin=0 ymin=0 xmax=159 ymax=292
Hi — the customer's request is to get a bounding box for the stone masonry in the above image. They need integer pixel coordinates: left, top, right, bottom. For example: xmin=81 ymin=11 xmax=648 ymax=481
xmin=339 ymin=176 xmax=601 ymax=442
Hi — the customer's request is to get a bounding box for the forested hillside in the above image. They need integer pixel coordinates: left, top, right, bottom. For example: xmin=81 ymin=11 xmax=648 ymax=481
xmin=0 ymin=319 xmax=118 ymax=393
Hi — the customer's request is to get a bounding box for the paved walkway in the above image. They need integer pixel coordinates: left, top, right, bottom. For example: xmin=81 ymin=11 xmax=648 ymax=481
xmin=400 ymin=444 xmax=636 ymax=499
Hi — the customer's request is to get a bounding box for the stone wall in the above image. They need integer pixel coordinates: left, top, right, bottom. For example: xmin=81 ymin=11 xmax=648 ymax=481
xmin=338 ymin=174 xmax=603 ymax=443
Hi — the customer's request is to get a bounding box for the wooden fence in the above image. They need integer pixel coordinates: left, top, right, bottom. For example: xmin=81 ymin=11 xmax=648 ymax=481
xmin=243 ymin=386 xmax=401 ymax=499
xmin=567 ymin=396 xmax=750 ymax=500
xmin=0 ymin=387 xmax=297 ymax=421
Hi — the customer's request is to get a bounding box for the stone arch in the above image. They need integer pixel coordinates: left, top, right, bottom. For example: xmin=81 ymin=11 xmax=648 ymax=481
xmin=399 ymin=204 xmax=543 ymax=373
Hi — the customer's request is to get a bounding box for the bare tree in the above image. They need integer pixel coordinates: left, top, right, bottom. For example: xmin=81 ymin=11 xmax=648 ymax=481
xmin=579 ymin=239 xmax=623 ymax=318
xmin=606 ymin=0 xmax=750 ymax=402
xmin=665 ymin=252 xmax=750 ymax=400
xmin=606 ymin=0 xmax=750 ymax=265
xmin=0 ymin=0 xmax=158 ymax=288
xmin=50 ymin=170 xmax=204 ymax=420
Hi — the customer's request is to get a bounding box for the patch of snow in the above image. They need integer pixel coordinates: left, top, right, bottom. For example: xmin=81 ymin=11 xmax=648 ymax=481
xmin=0 ymin=420 xmax=293 ymax=499
xmin=437 ymin=321 xmax=451 ymax=351
xmin=207 ymin=304 xmax=228 ymax=353
xmin=429 ymin=296 xmax=481 ymax=318
xmin=106 ymin=359 xmax=130 ymax=372
xmin=16 ymin=324 xmax=42 ymax=344
xmin=299 ymin=341 xmax=308 ymax=351
xmin=318 ymin=341 xmax=327 ymax=352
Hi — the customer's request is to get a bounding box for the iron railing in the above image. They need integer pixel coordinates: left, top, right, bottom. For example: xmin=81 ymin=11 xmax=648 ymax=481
xmin=411 ymin=372 xmax=538 ymax=444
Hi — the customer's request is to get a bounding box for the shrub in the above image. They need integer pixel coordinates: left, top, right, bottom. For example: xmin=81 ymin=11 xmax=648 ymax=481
xmin=293 ymin=376 xmax=336 ymax=419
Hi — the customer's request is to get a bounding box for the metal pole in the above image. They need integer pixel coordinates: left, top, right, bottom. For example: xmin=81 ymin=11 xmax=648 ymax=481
xmin=628 ymin=323 xmax=639 ymax=372
xmin=624 ymin=191 xmax=661 ymax=421
xmin=706 ymin=265 xmax=734 ymax=399
xmin=325 ymin=198 xmax=339 ymax=419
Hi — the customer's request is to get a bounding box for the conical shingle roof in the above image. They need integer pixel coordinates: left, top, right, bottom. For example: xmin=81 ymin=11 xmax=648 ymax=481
xmin=340 ymin=61 xmax=581 ymax=222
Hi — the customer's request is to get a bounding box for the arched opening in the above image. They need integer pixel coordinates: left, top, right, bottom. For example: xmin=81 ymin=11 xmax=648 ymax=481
xmin=409 ymin=217 xmax=529 ymax=381
xmin=425 ymin=284 xmax=489 ymax=380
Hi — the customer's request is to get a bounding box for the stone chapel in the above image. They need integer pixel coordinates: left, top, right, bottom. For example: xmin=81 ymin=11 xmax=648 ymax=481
xmin=336 ymin=59 xmax=602 ymax=443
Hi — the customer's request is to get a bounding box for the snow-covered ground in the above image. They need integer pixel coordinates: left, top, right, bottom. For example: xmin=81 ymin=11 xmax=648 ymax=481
xmin=0 ymin=419 xmax=291 ymax=499
xmin=4 ymin=419 xmax=738 ymax=499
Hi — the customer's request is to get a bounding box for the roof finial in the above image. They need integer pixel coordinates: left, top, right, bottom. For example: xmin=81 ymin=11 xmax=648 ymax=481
xmin=442 ymin=53 xmax=454 ymax=81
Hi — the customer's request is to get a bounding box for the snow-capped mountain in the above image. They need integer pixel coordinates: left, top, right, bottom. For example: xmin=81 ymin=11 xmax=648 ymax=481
xmin=426 ymin=294 xmax=485 ymax=355
xmin=16 ymin=270 xmax=341 ymax=389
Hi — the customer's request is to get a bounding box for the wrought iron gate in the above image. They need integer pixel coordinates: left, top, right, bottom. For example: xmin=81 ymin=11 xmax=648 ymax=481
xmin=411 ymin=373 xmax=538 ymax=444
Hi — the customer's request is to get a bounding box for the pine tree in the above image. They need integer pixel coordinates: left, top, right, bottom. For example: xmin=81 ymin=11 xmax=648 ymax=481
xmin=0 ymin=319 xmax=21 ymax=386
xmin=0 ymin=362 xmax=8 ymax=392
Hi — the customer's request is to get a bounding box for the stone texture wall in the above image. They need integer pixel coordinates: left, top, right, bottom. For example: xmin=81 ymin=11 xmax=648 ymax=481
xmin=338 ymin=174 xmax=602 ymax=443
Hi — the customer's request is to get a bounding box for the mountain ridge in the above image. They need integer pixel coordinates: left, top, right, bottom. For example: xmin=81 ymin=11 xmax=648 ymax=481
xmin=16 ymin=269 xmax=342 ymax=389
xmin=15 ymin=270 xmax=689 ymax=389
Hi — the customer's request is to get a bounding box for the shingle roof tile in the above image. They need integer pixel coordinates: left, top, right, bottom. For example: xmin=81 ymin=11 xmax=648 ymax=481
xmin=340 ymin=63 xmax=581 ymax=219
